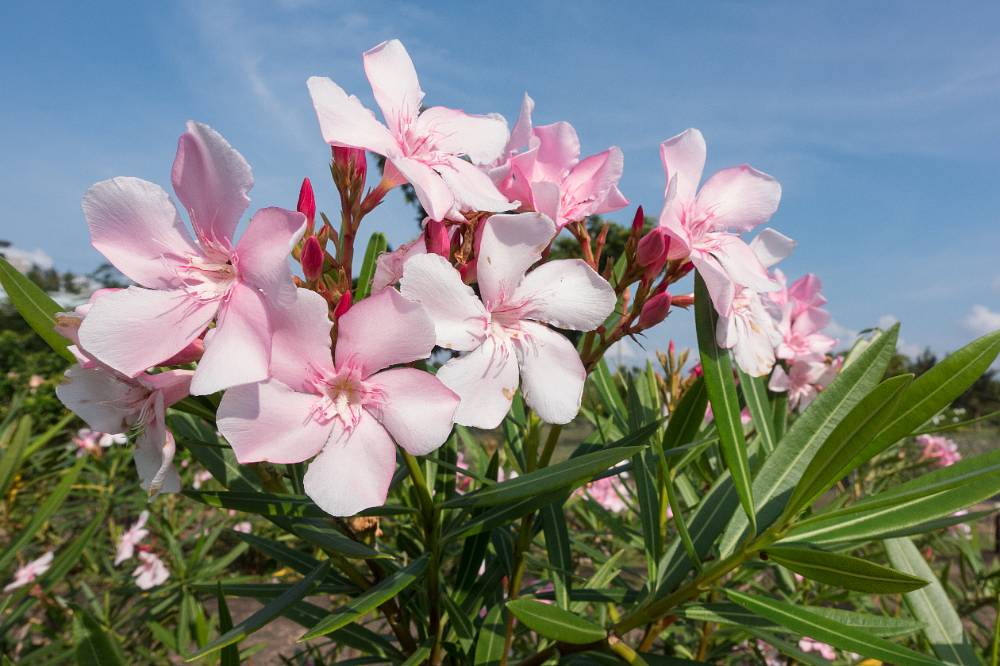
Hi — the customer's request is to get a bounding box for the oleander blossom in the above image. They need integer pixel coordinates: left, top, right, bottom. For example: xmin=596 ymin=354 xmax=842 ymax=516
xmin=132 ymin=551 xmax=169 ymax=589
xmin=916 ymin=434 xmax=962 ymax=467
xmin=77 ymin=121 xmax=306 ymax=395
xmin=657 ymin=128 xmax=782 ymax=317
xmin=4 ymin=552 xmax=54 ymax=592
xmin=769 ymin=356 xmax=842 ymax=410
xmin=217 ymin=288 xmax=460 ymax=516
xmin=771 ymin=272 xmax=837 ymax=363
xmin=400 ymin=212 xmax=616 ymax=428
xmin=73 ymin=428 xmax=126 ymax=457
xmin=307 ymin=39 xmax=513 ymax=222
xmin=576 ymin=470 xmax=631 ymax=513
xmin=114 ymin=511 xmax=150 ymax=565
xmin=488 ymin=94 xmax=628 ymax=229
xmin=798 ymin=637 xmax=837 ymax=660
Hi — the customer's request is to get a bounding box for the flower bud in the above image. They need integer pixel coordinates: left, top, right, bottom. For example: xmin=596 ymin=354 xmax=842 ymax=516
xmin=668 ymin=340 xmax=676 ymax=357
xmin=424 ymin=219 xmax=449 ymax=257
xmin=631 ymin=205 xmax=645 ymax=232
xmin=334 ymin=290 xmax=352 ymax=319
xmin=636 ymin=227 xmax=669 ymax=278
xmin=333 ymin=146 xmax=367 ymax=183
xmin=297 ymin=177 xmax=316 ymax=231
xmin=637 ymin=290 xmax=671 ymax=329
xmin=301 ymin=236 xmax=323 ymax=282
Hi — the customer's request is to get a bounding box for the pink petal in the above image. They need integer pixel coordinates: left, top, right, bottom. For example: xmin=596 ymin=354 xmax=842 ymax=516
xmin=55 ymin=364 xmax=143 ymax=434
xmin=306 ymin=76 xmax=397 ymax=156
xmin=139 ymin=369 xmax=193 ymax=407
xmin=414 ymin=106 xmax=509 ymax=165
xmin=514 ymin=321 xmax=586 ymax=424
xmin=768 ymin=364 xmax=791 ymax=392
xmin=233 ymin=206 xmax=305 ymax=307
xmin=388 ymin=156 xmax=454 ymax=221
xmin=437 ymin=333 xmax=520 ymax=429
xmin=218 ymin=380 xmax=330 ymax=464
xmin=363 ymin=39 xmax=425 ymax=135
xmin=660 ymin=129 xmax=706 ymax=203
xmin=79 ymin=287 xmax=218 ymax=377
xmin=134 ymin=404 xmax=180 ymax=495
xmin=696 ymin=165 xmax=781 ymax=233
xmin=528 ymin=180 xmax=562 ymax=224
xmin=710 ymin=235 xmax=777 ymax=293
xmin=172 ymin=121 xmax=253 ymax=249
xmin=532 ymin=121 xmax=581 ymax=182
xmin=476 ymin=212 xmax=555 ymax=307
xmin=437 ymin=157 xmax=515 ymax=216
xmin=399 ymin=253 xmax=488 ymax=351
xmin=512 ymin=259 xmax=616 ymax=331
xmin=367 ymin=368 xmax=459 ymax=455
xmin=82 ymin=177 xmax=198 ymax=289
xmin=506 ymin=93 xmax=535 ymax=154
xmin=560 ymin=147 xmax=625 ymax=222
xmin=269 ymin=288 xmax=333 ymax=390
xmin=692 ymin=253 xmax=736 ymax=316
xmin=594 ymin=184 xmax=629 ymax=216
xmin=749 ymin=228 xmax=796 ymax=268
xmin=335 ymin=288 xmax=436 ymax=376
xmin=190 ymin=282 xmax=270 ymax=395
xmin=372 ymin=236 xmax=425 ymax=293
xmin=304 ymin=414 xmax=396 ymax=516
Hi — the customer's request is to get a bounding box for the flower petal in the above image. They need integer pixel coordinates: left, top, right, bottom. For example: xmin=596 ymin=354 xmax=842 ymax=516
xmin=372 ymin=235 xmax=425 ymax=293
xmin=660 ymin=129 xmax=706 ymax=203
xmin=134 ymin=399 xmax=180 ymax=495
xmin=304 ymin=414 xmax=396 ymax=516
xmin=363 ymin=39 xmax=425 ymax=135
xmin=335 ymin=288 xmax=436 ymax=376
xmin=234 ymin=206 xmax=305 ymax=307
xmin=532 ymin=121 xmax=581 ymax=181
xmin=55 ymin=364 xmax=144 ymax=434
xmin=190 ymin=282 xmax=270 ymax=395
xmin=172 ymin=121 xmax=253 ymax=249
xmin=476 ymin=212 xmax=555 ymax=307
xmin=697 ymin=164 xmax=781 ymax=233
xmin=437 ymin=157 xmax=515 ymax=216
xmin=749 ymin=228 xmax=796 ymax=268
xmin=218 ymin=379 xmax=330 ymax=464
xmin=269 ymin=288 xmax=333 ymax=390
xmin=78 ymin=287 xmax=218 ymax=377
xmin=692 ymin=253 xmax=735 ymax=316
xmin=306 ymin=76 xmax=397 ymax=155
xmin=388 ymin=156 xmax=454 ymax=221
xmin=415 ymin=106 xmax=509 ymax=165
xmin=506 ymin=92 xmax=535 ymax=154
xmin=560 ymin=147 xmax=625 ymax=222
xmin=512 ymin=259 xmax=616 ymax=331
xmin=710 ymin=235 xmax=777 ymax=293
xmin=82 ymin=177 xmax=198 ymax=289
xmin=437 ymin=334 xmax=520 ymax=430
xmin=399 ymin=253 xmax=488 ymax=351
xmin=367 ymin=367 xmax=459 ymax=455
xmin=514 ymin=321 xmax=586 ymax=424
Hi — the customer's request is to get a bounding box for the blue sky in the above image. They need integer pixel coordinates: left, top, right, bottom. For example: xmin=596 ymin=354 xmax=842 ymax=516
xmin=2 ymin=1 xmax=999 ymax=358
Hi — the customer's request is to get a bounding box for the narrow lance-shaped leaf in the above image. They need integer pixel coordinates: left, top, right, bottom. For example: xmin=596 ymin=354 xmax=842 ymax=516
xmin=354 ymin=232 xmax=387 ymax=301
xmin=73 ymin=607 xmax=126 ymax=666
xmin=694 ymin=273 xmax=755 ymax=534
xmin=474 ymin=605 xmax=506 ymax=666
xmin=506 ymin=599 xmax=606 ymax=645
xmin=765 ymin=545 xmax=927 ymax=593
xmin=540 ymin=503 xmax=571 ymax=609
xmin=737 ymin=368 xmax=775 ymax=453
xmin=215 ymin=584 xmax=239 ymax=666
xmin=676 ymin=602 xmax=924 ymax=638
xmin=663 ymin=376 xmax=707 ymax=450
xmin=0 ymin=256 xmax=75 ymax=362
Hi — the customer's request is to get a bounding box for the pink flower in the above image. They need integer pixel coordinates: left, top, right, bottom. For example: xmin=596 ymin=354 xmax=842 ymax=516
xmin=455 ymin=452 xmax=473 ymax=494
xmin=192 ymin=470 xmax=213 ymax=490
xmin=56 ymin=363 xmax=192 ymax=495
xmin=576 ymin=470 xmax=631 ymax=513
xmin=132 ymin=551 xmax=169 ymax=589
xmin=798 ymin=637 xmax=836 ymax=660
xmin=72 ymin=428 xmax=124 ymax=457
xmin=916 ymin=434 xmax=962 ymax=467
xmin=753 ymin=640 xmax=783 ymax=666
xmin=233 ymin=521 xmax=252 ymax=534
xmin=769 ymin=357 xmax=841 ymax=411
xmin=400 ymin=213 xmax=616 ymax=428
xmin=489 ymin=94 xmax=628 ymax=229
xmin=218 ymin=288 xmax=460 ymax=516
xmin=114 ymin=511 xmax=150 ymax=565
xmin=657 ymin=129 xmax=782 ymax=316
xmin=307 ymin=39 xmax=513 ymax=222
xmin=77 ymin=121 xmax=306 ymax=394
xmin=4 ymin=551 xmax=54 ymax=592
xmin=771 ymin=272 xmax=836 ymax=363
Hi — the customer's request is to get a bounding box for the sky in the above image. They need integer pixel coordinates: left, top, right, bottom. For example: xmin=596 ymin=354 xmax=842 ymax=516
xmin=1 ymin=1 xmax=999 ymax=359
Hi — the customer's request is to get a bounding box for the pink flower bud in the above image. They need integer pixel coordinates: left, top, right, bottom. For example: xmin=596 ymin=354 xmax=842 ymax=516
xmin=424 ymin=219 xmax=450 ymax=257
xmin=637 ymin=227 xmax=669 ymax=269
xmin=297 ymin=177 xmax=315 ymax=224
xmin=333 ymin=146 xmax=367 ymax=183
xmin=638 ymin=291 xmax=671 ymax=329
xmin=301 ymin=236 xmax=323 ymax=282
xmin=668 ymin=340 xmax=676 ymax=356
xmin=631 ymin=206 xmax=645 ymax=232
xmin=334 ymin=290 xmax=352 ymax=319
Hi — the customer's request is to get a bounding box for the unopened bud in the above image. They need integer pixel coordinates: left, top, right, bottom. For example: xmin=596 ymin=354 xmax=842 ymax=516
xmin=424 ymin=219 xmax=450 ymax=257
xmin=333 ymin=146 xmax=367 ymax=183
xmin=637 ymin=227 xmax=669 ymax=278
xmin=334 ymin=290 xmax=352 ymax=319
xmin=668 ymin=340 xmax=676 ymax=357
xmin=297 ymin=178 xmax=316 ymax=232
xmin=679 ymin=261 xmax=694 ymax=276
xmin=638 ymin=291 xmax=672 ymax=329
xmin=301 ymin=236 xmax=324 ymax=282
xmin=631 ymin=206 xmax=645 ymax=232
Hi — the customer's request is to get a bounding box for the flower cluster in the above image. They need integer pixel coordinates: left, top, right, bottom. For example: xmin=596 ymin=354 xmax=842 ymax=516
xmin=916 ymin=433 xmax=962 ymax=467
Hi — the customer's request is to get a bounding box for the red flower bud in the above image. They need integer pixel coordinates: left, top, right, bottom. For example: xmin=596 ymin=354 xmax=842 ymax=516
xmin=301 ymin=236 xmax=323 ymax=282
xmin=637 ymin=227 xmax=669 ymax=270
xmin=333 ymin=146 xmax=367 ymax=183
xmin=424 ymin=219 xmax=450 ymax=257
xmin=297 ymin=177 xmax=316 ymax=226
xmin=668 ymin=339 xmax=676 ymax=357
xmin=631 ymin=205 xmax=645 ymax=232
xmin=334 ymin=289 xmax=352 ymax=319
xmin=637 ymin=291 xmax=672 ymax=329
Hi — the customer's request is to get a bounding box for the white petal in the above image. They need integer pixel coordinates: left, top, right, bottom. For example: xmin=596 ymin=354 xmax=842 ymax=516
xmin=511 ymin=259 xmax=616 ymax=331
xmin=437 ymin=334 xmax=520 ymax=430
xmin=514 ymin=322 xmax=586 ymax=424
xmin=399 ymin=253 xmax=488 ymax=351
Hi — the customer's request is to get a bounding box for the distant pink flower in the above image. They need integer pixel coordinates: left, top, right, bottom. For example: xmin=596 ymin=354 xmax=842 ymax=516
xmin=753 ymin=640 xmax=783 ymax=666
xmin=77 ymin=121 xmax=306 ymax=394
xmin=769 ymin=357 xmax=841 ymax=410
xmin=798 ymin=637 xmax=836 ymax=660
xmin=132 ymin=551 xmax=169 ymax=589
xmin=455 ymin=452 xmax=473 ymax=494
xmin=233 ymin=521 xmax=252 ymax=534
xmin=489 ymin=94 xmax=628 ymax=229
xmin=917 ymin=434 xmax=962 ymax=467
xmin=114 ymin=511 xmax=150 ymax=565
xmin=307 ymin=39 xmax=513 ymax=222
xmin=192 ymin=470 xmax=213 ymax=490
xmin=576 ymin=470 xmax=631 ymax=513
xmin=218 ymin=288 xmax=460 ymax=516
xmin=73 ymin=428 xmax=125 ymax=457
xmin=950 ymin=510 xmax=973 ymax=537
xmin=657 ymin=129 xmax=782 ymax=316
xmin=4 ymin=551 xmax=54 ymax=592
xmin=771 ymin=272 xmax=836 ymax=363
xmin=400 ymin=213 xmax=616 ymax=428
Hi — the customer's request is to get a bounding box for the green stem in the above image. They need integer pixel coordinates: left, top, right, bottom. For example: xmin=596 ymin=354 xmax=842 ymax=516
xmin=537 ymin=424 xmax=564 ymax=468
xmin=401 ymin=450 xmax=443 ymax=663
xmin=607 ymin=635 xmax=649 ymax=665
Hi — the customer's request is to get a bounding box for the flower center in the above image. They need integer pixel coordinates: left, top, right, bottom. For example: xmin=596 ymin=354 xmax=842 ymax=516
xmin=308 ymin=363 xmax=384 ymax=431
xmin=176 ymin=255 xmax=236 ymax=301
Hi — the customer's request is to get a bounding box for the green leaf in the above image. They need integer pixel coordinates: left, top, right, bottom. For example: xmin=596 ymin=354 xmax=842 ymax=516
xmin=184 ymin=490 xmax=325 ymax=518
xmin=726 ymin=590 xmax=941 ymax=665
xmin=884 ymin=537 xmax=981 ymax=665
xmin=300 ymin=555 xmax=428 ymax=640
xmin=737 ymin=369 xmax=775 ymax=453
xmin=474 ymin=605 xmax=506 ymax=666
xmin=291 ymin=522 xmax=387 ymax=559
xmin=186 ymin=561 xmax=330 ymax=661
xmin=765 ymin=545 xmax=927 ymax=593
xmin=676 ymin=602 xmax=923 ymax=638
xmin=73 ymin=607 xmax=126 ymax=666
xmin=784 ymin=373 xmax=913 ymax=518
xmin=443 ymin=440 xmax=650 ymax=509
xmin=0 ymin=417 xmax=32 ymax=498
xmin=215 ymin=584 xmax=239 ymax=666
xmin=443 ymin=491 xmax=565 ymax=543
xmin=354 ymin=232 xmax=387 ymax=301
xmin=663 ymin=377 xmax=707 ymax=450
xmin=590 ymin=359 xmax=629 ymax=432
xmin=694 ymin=273 xmax=755 ymax=534
xmin=718 ymin=325 xmax=899 ymax=555
xmin=0 ymin=256 xmax=75 ymax=362
xmin=541 ymin=503 xmax=571 ymax=609
xmin=505 ymin=599 xmax=606 ymax=645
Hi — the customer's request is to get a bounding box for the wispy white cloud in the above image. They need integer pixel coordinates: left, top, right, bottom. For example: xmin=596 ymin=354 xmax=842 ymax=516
xmin=963 ymin=305 xmax=1000 ymax=336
